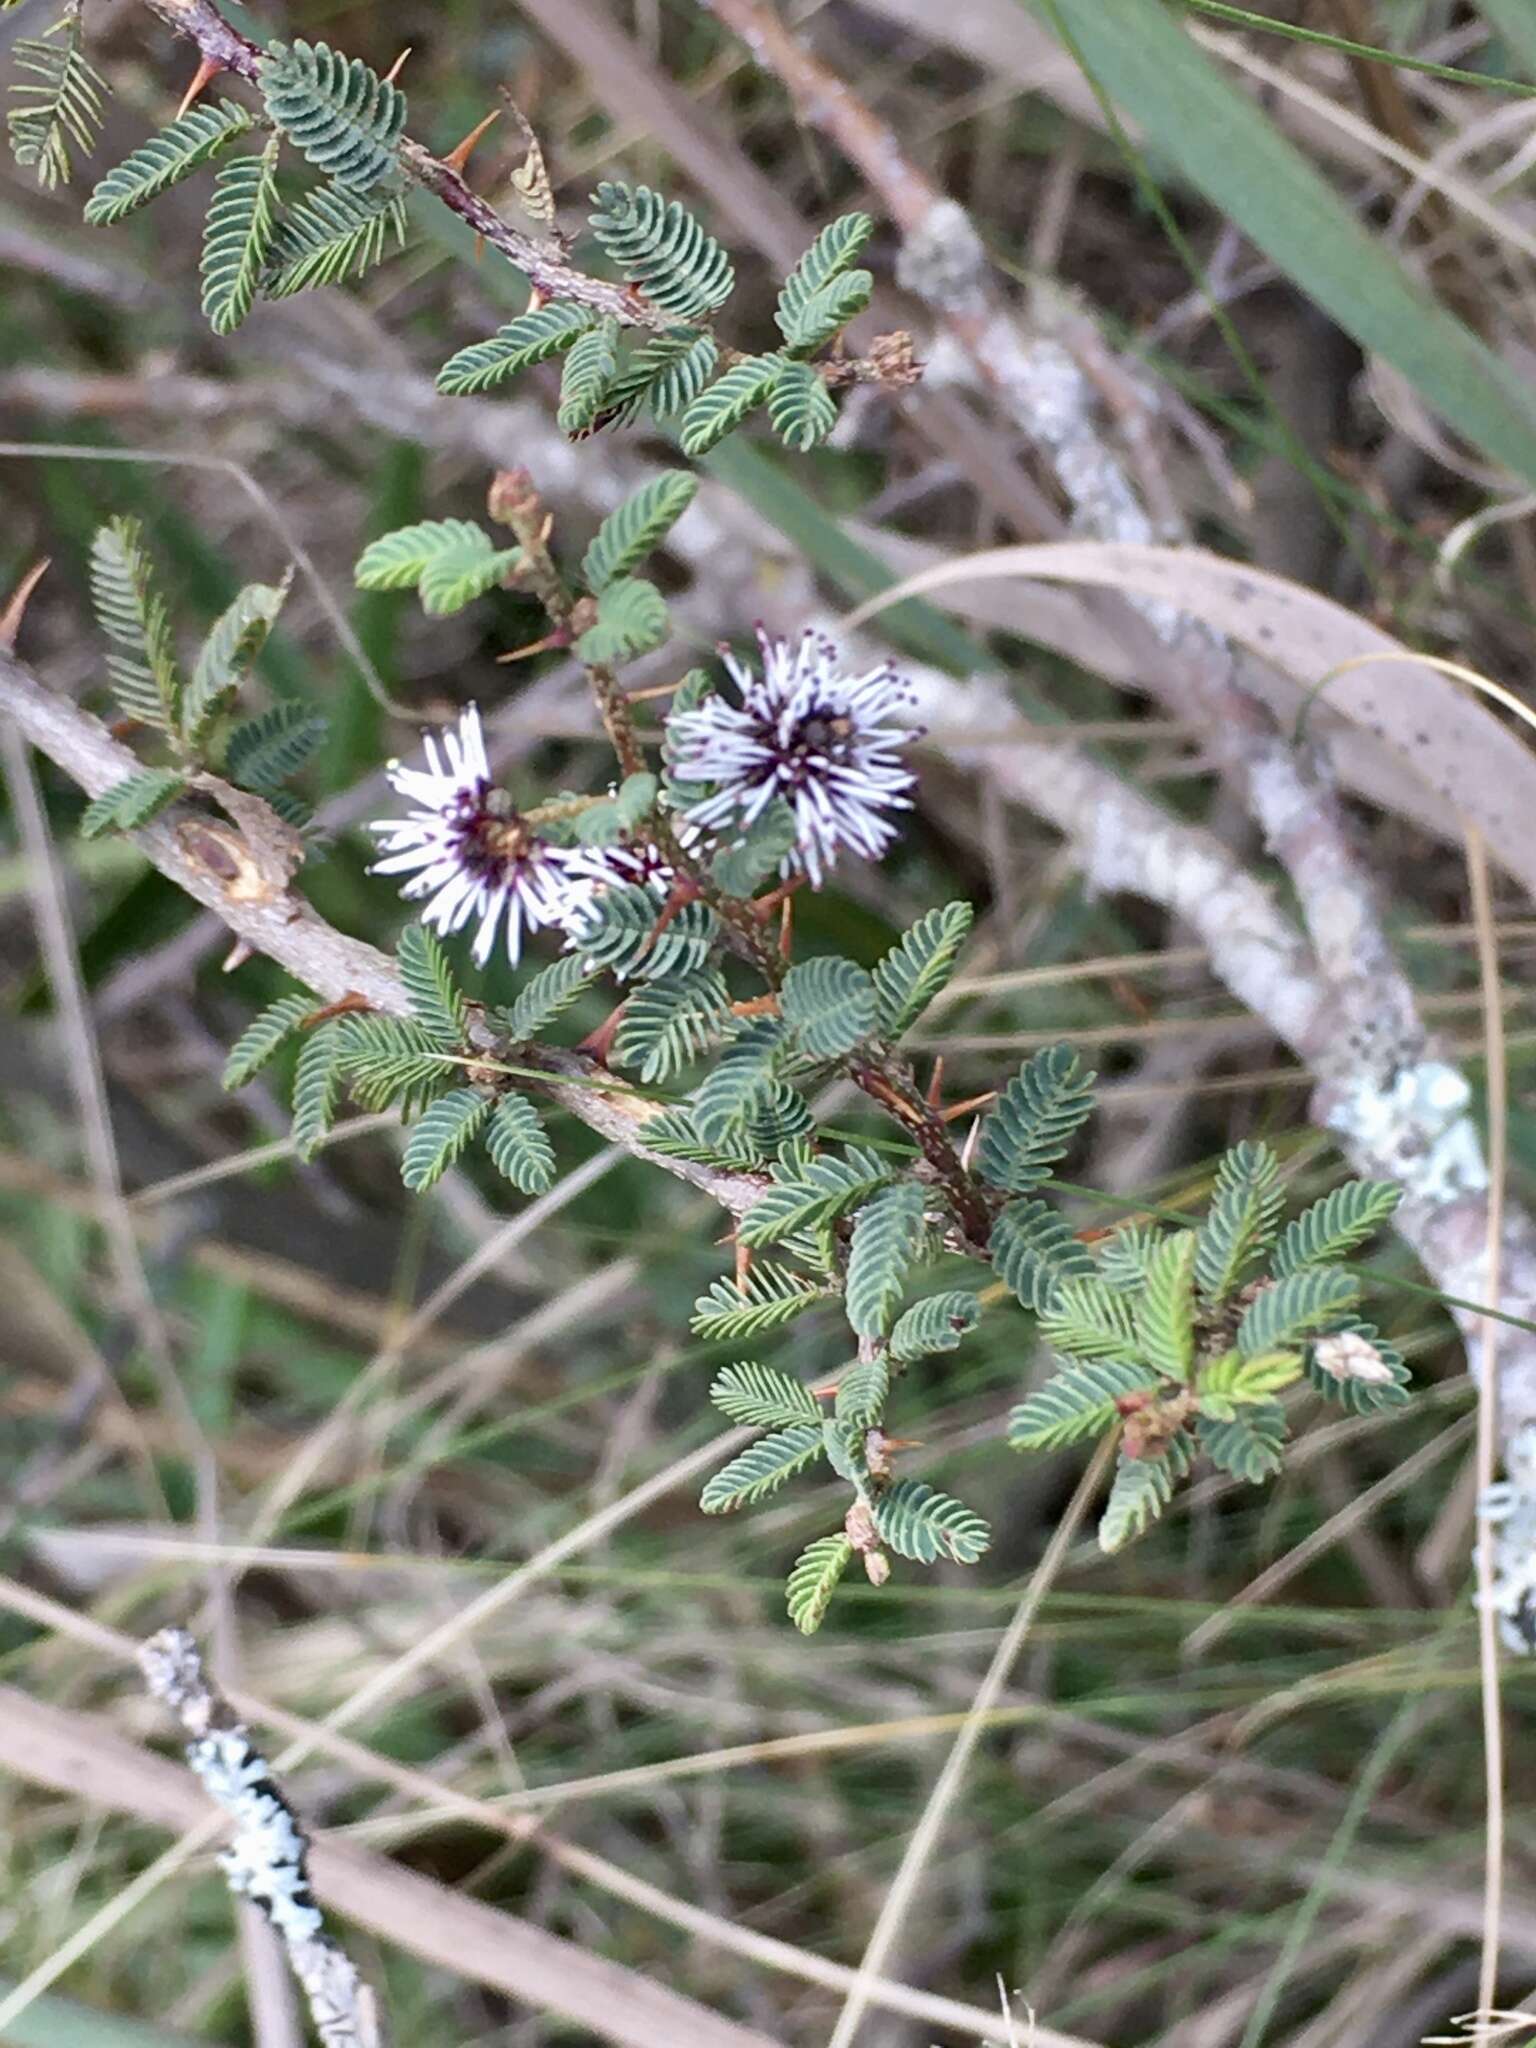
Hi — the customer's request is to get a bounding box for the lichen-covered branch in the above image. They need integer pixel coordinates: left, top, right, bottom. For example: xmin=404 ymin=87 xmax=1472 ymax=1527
xmin=139 ymin=1627 xmax=385 ymax=2048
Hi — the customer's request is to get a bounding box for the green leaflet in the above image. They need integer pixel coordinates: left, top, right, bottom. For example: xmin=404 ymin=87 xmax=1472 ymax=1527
xmin=576 ymin=577 xmax=670 ymax=664
xmin=680 ymin=356 xmax=782 ymax=457
xmin=79 ymin=767 xmax=185 ymax=839
xmin=873 ymin=902 xmax=974 ymax=1039
xmin=85 ymin=100 xmax=253 ymax=224
xmin=264 ymin=179 xmax=408 ymax=297
xmin=977 ymin=1043 xmax=1096 ymax=1194
xmin=484 ymin=1092 xmax=555 ymax=1194
xmin=710 ymin=1361 xmax=822 ymax=1430
xmin=184 ymin=577 xmax=289 ymax=747
xmin=223 ymin=992 xmax=313 ymax=1090
xmin=767 ymin=361 xmax=837 ymax=451
xmin=1009 ymin=1358 xmax=1160 ymax=1452
xmin=700 ymin=1424 xmax=823 ymax=1512
xmin=786 ymin=1534 xmax=854 ymax=1634
xmin=888 ymin=1292 xmax=981 ymax=1362
xmin=396 ymin=923 xmax=466 ymax=1044
xmin=436 ymin=304 xmax=597 ymax=395
xmin=845 ymin=1181 xmax=926 ymax=1339
xmin=89 ymin=517 xmax=182 ymax=733
xmin=580 ymin=472 xmax=698 ymax=594
xmin=1271 ymin=1180 xmax=1401 ymax=1277
xmin=779 ymin=955 xmax=878 ymax=1061
xmin=200 ymin=137 xmax=280 ymax=336
xmin=1098 ymin=1435 xmax=1191 ymax=1554
xmin=223 ymin=703 xmax=328 ymax=790
xmin=589 ymin=181 xmax=734 ymax=322
xmin=8 ymin=19 xmax=105 ymax=189
xmin=690 ymin=1262 xmax=827 ymax=1341
xmin=990 ymin=1197 xmax=1095 ymax=1314
xmin=260 ymin=38 xmax=406 ymax=190
xmin=400 ymin=1087 xmax=490 ymax=1191
xmin=775 ymin=213 xmax=873 ymax=345
xmin=874 ymin=1480 xmax=991 ymax=1565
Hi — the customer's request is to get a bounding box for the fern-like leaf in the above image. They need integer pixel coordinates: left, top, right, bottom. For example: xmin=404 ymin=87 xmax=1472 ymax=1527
xmin=700 ymin=1424 xmax=823 ymax=1512
xmin=435 ymin=304 xmax=597 ymax=395
xmin=557 ymin=317 xmax=620 ymax=435
xmin=691 ymin=1262 xmax=826 ymax=1341
xmin=786 ymin=1534 xmax=853 ymax=1634
xmin=1194 ymin=1141 xmax=1284 ymax=1304
xmin=264 ymin=177 xmax=408 ymax=296
xmin=693 ymin=1017 xmax=785 ymax=1144
xmin=767 ymin=360 xmax=837 ymax=452
xmin=1271 ymin=1180 xmax=1401 ymax=1278
xmin=1009 ymin=1358 xmax=1161 ymax=1452
xmin=737 ymin=1144 xmax=892 ymax=1249
xmin=581 ymin=472 xmax=698 ymax=595
xmin=484 ymin=1092 xmax=555 ymax=1194
xmin=872 ymin=902 xmax=974 ymax=1039
xmin=775 ymin=213 xmax=873 ymax=346
xmin=576 ymin=576 xmax=670 ymax=664
xmin=710 ymin=1361 xmax=821 ymax=1429
xmin=184 ymin=578 xmax=289 ymax=747
xmin=223 ymin=992 xmax=313 ymax=1090
xmin=79 ymin=767 xmax=186 ymax=839
xmin=200 ymin=138 xmax=280 ymax=336
xmin=89 ymin=517 xmax=182 ymax=732
xmin=396 ymin=923 xmax=465 ymax=1044
xmin=400 ymin=1086 xmax=490 ymax=1192
xmin=779 ymin=955 xmax=877 ymax=1061
xmin=1136 ymin=1230 xmax=1197 ymax=1381
xmin=990 ymin=1197 xmax=1095 ymax=1313
xmin=777 ymin=271 xmax=873 ymax=355
xmin=978 ymin=1044 xmax=1097 ymax=1194
xmin=1099 ymin=1437 xmax=1192 ymax=1554
xmin=1197 ymin=1348 xmax=1303 ymax=1421
xmin=291 ymin=1022 xmax=345 ymax=1160
xmin=1096 ymin=1221 xmax=1161 ymax=1292
xmin=612 ymin=971 xmax=729 ymax=1085
xmin=8 ymin=18 xmax=105 ymax=189
xmin=835 ymin=1354 xmax=890 ymax=1430
xmin=874 ymin=1480 xmax=991 ymax=1566
xmin=845 ymin=1181 xmax=927 ymax=1340
xmin=223 ymin=702 xmax=327 ymax=789
xmin=571 ymin=882 xmax=717 ymax=981
xmin=1197 ymin=1401 xmax=1287 ymax=1483
xmin=889 ymin=1291 xmax=981 ymax=1363
xmin=589 ymin=180 xmax=734 ymax=321
xmin=1236 ymin=1267 xmax=1360 ymax=1357
xmin=84 ymin=100 xmax=253 ymax=224
xmin=1039 ymin=1277 xmax=1140 ymax=1363
xmin=679 ymin=356 xmax=782 ymax=458
xmin=626 ymin=330 xmax=719 ymax=420
xmin=495 ymin=954 xmax=597 ymax=1041
xmin=259 ymin=38 xmax=406 ymax=189
xmin=332 ymin=1014 xmax=449 ymax=1114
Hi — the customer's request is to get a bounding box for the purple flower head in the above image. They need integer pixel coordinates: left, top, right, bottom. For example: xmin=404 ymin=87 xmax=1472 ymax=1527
xmin=665 ymin=628 xmax=920 ymax=885
xmin=368 ymin=706 xmax=590 ymax=966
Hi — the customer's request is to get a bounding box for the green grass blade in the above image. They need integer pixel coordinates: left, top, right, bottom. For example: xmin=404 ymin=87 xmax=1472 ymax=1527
xmin=1027 ymin=0 xmax=1536 ymax=489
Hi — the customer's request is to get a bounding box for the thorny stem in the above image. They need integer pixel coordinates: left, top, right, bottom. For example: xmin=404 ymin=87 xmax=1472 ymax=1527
xmin=850 ymin=1051 xmax=994 ymax=1250
xmin=136 ymin=0 xmax=917 ymax=397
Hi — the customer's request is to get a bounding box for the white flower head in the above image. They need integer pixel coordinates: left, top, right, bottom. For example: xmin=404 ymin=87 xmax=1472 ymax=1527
xmin=368 ymin=706 xmax=589 ymax=967
xmin=665 ymin=627 xmax=922 ymax=886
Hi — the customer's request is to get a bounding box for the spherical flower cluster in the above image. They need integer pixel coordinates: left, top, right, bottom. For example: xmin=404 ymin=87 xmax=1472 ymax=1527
xmin=368 ymin=706 xmax=587 ymax=966
xmin=664 ymin=627 xmax=921 ymax=886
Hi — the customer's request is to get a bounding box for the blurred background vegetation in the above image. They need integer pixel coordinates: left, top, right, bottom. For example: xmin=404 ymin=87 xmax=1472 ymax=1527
xmin=3 ymin=2 xmax=1536 ymax=2044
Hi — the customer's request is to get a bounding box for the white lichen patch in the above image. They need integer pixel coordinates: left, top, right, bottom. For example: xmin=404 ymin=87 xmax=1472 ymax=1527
xmin=1325 ymin=1058 xmax=1488 ymax=1206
